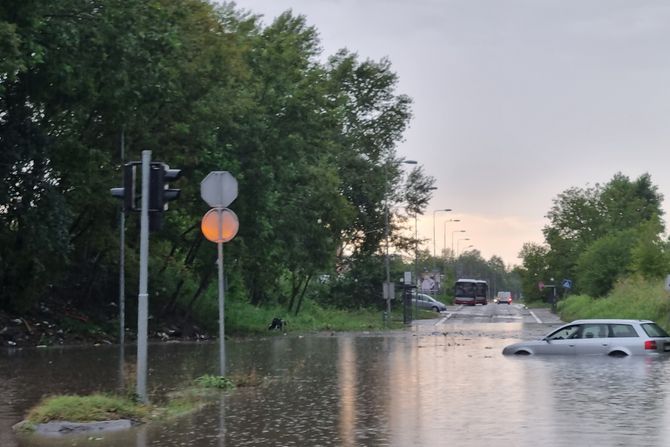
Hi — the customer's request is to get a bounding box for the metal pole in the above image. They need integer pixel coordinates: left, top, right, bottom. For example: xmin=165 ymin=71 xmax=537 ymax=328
xmin=384 ymin=169 xmax=391 ymax=324
xmin=118 ymin=130 xmax=126 ymax=392
xmin=432 ymin=209 xmax=451 ymax=274
xmin=217 ymin=238 xmax=226 ymax=376
xmin=414 ymin=213 xmax=418 ymax=318
xmin=119 ymin=130 xmax=125 ymax=348
xmin=136 ymin=150 xmax=151 ymax=403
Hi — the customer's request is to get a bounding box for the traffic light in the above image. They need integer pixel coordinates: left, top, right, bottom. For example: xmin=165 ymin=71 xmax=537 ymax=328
xmin=149 ymin=162 xmax=182 ymax=211
xmin=110 ymin=163 xmax=138 ymax=213
xmin=149 ymin=162 xmax=182 ymax=231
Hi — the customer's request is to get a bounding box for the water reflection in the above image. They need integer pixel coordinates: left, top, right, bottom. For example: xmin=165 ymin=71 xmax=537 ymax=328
xmin=3 ymin=325 xmax=670 ymax=446
xmin=337 ymin=337 xmax=356 ymax=447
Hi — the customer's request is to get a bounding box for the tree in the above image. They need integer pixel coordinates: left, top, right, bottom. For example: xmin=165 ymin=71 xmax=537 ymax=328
xmin=629 ymin=219 xmax=670 ymax=280
xmin=575 ymin=229 xmax=638 ymax=297
xmin=541 ymin=173 xmax=664 ymax=294
xmin=517 ymin=242 xmax=549 ymax=302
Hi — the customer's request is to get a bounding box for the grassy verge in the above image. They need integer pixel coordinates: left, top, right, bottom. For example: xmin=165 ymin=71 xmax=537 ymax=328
xmin=557 ymin=276 xmax=670 ymax=330
xmin=225 ymin=298 xmax=407 ymax=335
xmin=26 ymin=394 xmax=149 ymax=424
xmin=19 ymin=373 xmax=253 ymax=432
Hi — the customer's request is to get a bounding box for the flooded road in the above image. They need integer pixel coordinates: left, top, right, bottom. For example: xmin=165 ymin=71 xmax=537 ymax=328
xmin=3 ymin=305 xmax=670 ymax=446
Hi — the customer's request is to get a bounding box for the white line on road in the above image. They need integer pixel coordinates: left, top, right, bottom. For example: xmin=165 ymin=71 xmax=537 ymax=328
xmin=529 ymin=310 xmax=542 ymax=323
xmin=435 ymin=314 xmax=451 ymax=325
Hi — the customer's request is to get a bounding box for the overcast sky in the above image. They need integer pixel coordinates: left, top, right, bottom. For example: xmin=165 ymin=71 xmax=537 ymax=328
xmin=236 ymin=0 xmax=670 ymax=265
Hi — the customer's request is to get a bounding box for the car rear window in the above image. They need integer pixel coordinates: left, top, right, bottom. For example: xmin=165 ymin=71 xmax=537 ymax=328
xmin=641 ymin=323 xmax=670 ymax=338
xmin=609 ymin=324 xmax=638 ymax=338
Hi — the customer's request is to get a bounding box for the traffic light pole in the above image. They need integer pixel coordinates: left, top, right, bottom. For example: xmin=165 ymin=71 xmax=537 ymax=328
xmin=119 ymin=130 xmax=125 ymax=349
xmin=137 ymin=150 xmax=151 ymax=403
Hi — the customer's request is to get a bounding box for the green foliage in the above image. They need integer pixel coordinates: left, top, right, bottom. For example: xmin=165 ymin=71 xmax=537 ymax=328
xmin=194 ymin=375 xmax=235 ymax=390
xmin=630 ymin=219 xmax=670 ymax=279
xmin=575 ymin=228 xmax=637 ymax=297
xmin=520 ymin=172 xmax=666 ymax=299
xmin=558 ymin=276 xmax=670 ymax=329
xmin=0 ymin=0 xmax=433 ymax=329
xmin=26 ymin=394 xmax=149 ymax=423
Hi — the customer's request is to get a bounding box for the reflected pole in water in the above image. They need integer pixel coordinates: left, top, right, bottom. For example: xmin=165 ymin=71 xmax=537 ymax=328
xmin=219 ymin=394 xmax=226 ymax=447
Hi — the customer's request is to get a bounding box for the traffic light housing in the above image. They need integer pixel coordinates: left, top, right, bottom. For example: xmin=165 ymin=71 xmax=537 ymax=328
xmin=149 ymin=162 xmax=182 ymax=231
xmin=110 ymin=163 xmax=138 ymax=213
xmin=149 ymin=163 xmax=182 ymax=211
xmin=110 ymin=160 xmax=182 ymax=230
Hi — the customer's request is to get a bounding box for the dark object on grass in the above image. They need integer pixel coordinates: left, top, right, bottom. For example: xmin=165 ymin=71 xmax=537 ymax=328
xmin=268 ymin=318 xmax=286 ymax=331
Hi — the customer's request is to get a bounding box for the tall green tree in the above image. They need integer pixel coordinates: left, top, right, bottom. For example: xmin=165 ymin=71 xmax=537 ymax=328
xmin=541 ymin=172 xmax=664 ymax=294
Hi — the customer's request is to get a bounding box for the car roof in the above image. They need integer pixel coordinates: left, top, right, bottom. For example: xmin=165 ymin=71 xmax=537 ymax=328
xmin=568 ymin=319 xmax=654 ymax=324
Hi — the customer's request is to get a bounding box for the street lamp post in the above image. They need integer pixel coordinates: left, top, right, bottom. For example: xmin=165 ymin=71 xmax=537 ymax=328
xmin=443 ymin=219 xmax=460 ymax=257
xmin=457 ymin=238 xmax=470 ymax=256
xmin=432 ymin=209 xmax=452 ymax=259
xmin=452 ymin=230 xmax=466 ymax=254
xmin=384 ymin=159 xmax=417 ymax=324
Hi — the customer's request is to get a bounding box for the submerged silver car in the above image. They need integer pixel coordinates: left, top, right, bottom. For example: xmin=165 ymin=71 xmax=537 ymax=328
xmin=412 ymin=293 xmax=447 ymax=312
xmin=503 ymin=319 xmax=670 ymax=357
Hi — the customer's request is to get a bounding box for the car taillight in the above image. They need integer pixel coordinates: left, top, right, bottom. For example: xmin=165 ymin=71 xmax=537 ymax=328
xmin=645 ymin=340 xmax=657 ymax=350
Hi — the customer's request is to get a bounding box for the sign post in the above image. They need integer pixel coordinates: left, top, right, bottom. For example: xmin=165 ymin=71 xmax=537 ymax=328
xmin=201 ymin=172 xmax=239 ymax=376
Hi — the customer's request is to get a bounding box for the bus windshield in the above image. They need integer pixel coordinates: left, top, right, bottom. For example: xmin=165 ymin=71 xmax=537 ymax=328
xmin=454 ymin=281 xmax=476 ymax=297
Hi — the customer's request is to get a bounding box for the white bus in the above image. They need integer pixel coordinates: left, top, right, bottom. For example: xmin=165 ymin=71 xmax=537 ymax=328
xmin=453 ymin=278 xmax=488 ymax=306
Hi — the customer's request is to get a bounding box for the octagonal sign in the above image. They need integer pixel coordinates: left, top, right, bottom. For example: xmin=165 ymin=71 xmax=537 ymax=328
xmin=201 ymin=171 xmax=238 ymax=208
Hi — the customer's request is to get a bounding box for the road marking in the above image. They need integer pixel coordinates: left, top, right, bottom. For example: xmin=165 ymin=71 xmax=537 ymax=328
xmin=529 ymin=310 xmax=542 ymax=323
xmin=435 ymin=314 xmax=451 ymax=325
xmin=492 ymin=315 xmax=523 ymax=320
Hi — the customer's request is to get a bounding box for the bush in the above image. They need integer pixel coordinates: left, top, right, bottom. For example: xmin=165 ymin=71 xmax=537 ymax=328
xmin=558 ymin=276 xmax=670 ymax=330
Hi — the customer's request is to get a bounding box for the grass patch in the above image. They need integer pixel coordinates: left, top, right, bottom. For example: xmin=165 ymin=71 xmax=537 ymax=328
xmin=194 ymin=375 xmax=235 ymax=390
xmin=225 ymin=298 xmax=405 ymax=335
xmin=557 ymin=276 xmax=670 ymax=330
xmin=26 ymin=394 xmax=149 ymax=424
xmin=22 ymin=371 xmax=265 ymax=430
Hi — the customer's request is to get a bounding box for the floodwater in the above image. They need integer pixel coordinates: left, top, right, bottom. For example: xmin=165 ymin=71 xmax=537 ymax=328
xmin=3 ymin=321 xmax=670 ymax=446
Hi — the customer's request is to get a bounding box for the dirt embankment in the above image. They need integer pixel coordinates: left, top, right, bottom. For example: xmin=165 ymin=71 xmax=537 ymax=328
xmin=0 ymin=300 xmax=212 ymax=348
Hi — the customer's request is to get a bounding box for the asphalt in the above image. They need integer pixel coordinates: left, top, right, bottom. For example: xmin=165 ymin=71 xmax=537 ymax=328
xmin=526 ymin=306 xmax=563 ymax=324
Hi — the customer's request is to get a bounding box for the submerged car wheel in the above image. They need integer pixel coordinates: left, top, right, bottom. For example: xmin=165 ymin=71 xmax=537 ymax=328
xmin=432 ymin=306 xmax=439 ymax=312
xmin=608 ymin=351 xmax=628 ymax=358
xmin=514 ymin=350 xmax=531 ymax=356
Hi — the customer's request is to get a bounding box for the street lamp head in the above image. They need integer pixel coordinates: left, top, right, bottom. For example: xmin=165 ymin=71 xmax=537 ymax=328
xmin=403 ymin=160 xmax=418 ymax=165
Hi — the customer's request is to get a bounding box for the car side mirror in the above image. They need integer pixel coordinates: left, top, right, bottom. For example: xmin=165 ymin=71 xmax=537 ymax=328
xmin=542 ymin=337 xmax=550 ymax=343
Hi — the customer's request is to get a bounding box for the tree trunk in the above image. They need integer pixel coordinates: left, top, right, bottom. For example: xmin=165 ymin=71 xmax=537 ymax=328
xmin=294 ymin=274 xmax=312 ymax=316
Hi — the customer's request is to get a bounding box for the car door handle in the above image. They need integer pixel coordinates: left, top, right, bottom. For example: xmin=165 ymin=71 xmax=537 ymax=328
xmin=569 ymin=344 xmax=575 ymax=347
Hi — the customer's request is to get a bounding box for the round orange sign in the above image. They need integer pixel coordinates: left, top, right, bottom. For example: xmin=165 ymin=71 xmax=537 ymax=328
xmin=201 ymin=208 xmax=239 ymax=243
